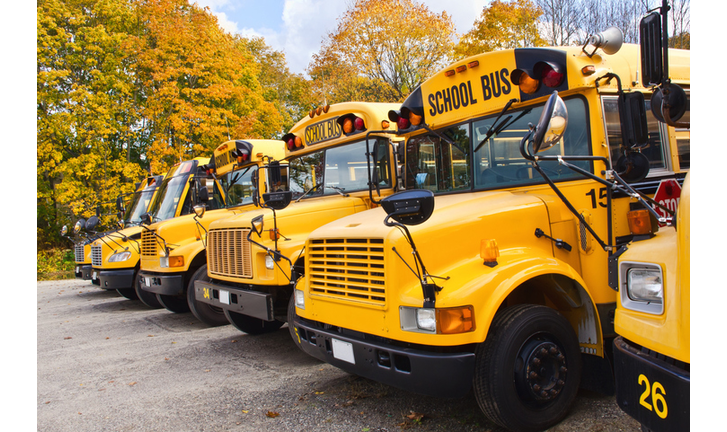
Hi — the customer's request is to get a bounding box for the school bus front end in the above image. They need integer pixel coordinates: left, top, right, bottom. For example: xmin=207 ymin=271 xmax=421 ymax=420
xmin=88 ymin=175 xmax=163 ymax=298
xmin=194 ymin=102 xmax=401 ymax=334
xmin=612 ymin=177 xmax=690 ymax=432
xmin=292 ymin=43 xmax=689 ymax=432
xmin=138 ymin=140 xmax=285 ymax=321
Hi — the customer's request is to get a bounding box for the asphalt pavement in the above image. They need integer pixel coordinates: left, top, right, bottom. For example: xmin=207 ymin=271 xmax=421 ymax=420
xmin=37 ymin=279 xmax=640 ymax=431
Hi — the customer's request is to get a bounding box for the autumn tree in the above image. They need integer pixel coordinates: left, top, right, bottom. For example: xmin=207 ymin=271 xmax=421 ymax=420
xmin=37 ymin=0 xmax=292 ymax=249
xmin=454 ymin=0 xmax=546 ymax=59
xmin=241 ymin=36 xmax=318 ymax=133
xmin=308 ymin=0 xmax=456 ymax=103
xmin=38 ymin=0 xmax=146 ymax=247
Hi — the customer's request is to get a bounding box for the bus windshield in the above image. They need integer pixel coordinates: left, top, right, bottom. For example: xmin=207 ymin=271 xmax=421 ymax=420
xmin=124 ymin=189 xmax=156 ymax=226
xmin=147 ymin=173 xmax=193 ymax=223
xmin=288 ymin=138 xmax=391 ymax=200
xmin=220 ymin=166 xmax=258 ymax=208
xmin=404 ymin=96 xmax=591 ymax=192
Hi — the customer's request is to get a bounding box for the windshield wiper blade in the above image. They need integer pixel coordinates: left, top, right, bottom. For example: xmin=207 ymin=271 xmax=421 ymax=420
xmin=474 ymin=98 xmax=518 ymax=152
xmin=294 ymin=183 xmax=323 ymax=202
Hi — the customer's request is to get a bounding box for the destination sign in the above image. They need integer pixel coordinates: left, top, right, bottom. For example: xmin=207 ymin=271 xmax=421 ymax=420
xmin=305 ymin=117 xmax=342 ymax=146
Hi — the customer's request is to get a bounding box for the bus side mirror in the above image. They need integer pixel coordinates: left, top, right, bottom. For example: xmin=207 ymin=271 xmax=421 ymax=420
xmin=268 ymin=161 xmax=282 ymax=186
xmin=74 ymin=219 xmax=86 ymax=234
xmin=618 ymin=91 xmax=649 ymax=150
xmin=250 ymin=214 xmax=264 ymax=237
xmin=640 ymin=12 xmax=663 ymax=87
xmin=381 ymin=189 xmax=434 ymax=226
xmin=86 ymin=216 xmax=99 ymax=232
xmin=262 ymin=190 xmax=292 ymax=211
xmin=533 ymin=92 xmax=568 ymax=153
xmin=140 ymin=212 xmax=152 ymax=226
xmin=116 ymin=196 xmax=125 ymax=212
xmin=193 ymin=205 xmax=206 ymax=219
xmin=61 ymin=225 xmax=68 ymax=236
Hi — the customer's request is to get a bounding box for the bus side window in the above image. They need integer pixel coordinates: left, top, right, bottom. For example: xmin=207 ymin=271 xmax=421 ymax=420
xmin=603 ymin=96 xmax=670 ymax=174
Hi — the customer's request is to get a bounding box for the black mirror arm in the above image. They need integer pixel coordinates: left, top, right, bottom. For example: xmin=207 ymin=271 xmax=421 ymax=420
xmin=245 ymin=227 xmax=295 ymax=282
xmin=192 ymin=215 xmax=208 ymax=248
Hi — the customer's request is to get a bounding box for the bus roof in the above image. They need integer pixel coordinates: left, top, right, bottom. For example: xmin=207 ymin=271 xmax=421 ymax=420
xmin=396 ymin=44 xmax=690 ymax=131
xmin=282 ymin=102 xmax=401 ymax=156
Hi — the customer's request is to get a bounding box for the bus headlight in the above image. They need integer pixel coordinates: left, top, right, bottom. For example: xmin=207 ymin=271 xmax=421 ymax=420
xmin=400 ymin=306 xmax=475 ymax=334
xmin=108 ymin=251 xmax=131 ymax=263
xmin=620 ymin=262 xmax=664 ymax=314
xmin=160 ymin=256 xmax=184 ymax=268
xmin=265 ymin=255 xmax=275 ymax=270
xmin=294 ymin=288 xmax=305 ymax=310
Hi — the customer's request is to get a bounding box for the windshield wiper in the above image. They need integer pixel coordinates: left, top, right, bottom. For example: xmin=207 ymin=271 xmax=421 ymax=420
xmin=474 ymin=98 xmax=518 ymax=152
xmin=327 ymin=186 xmax=349 ymax=197
xmin=294 ymin=183 xmax=323 ymax=202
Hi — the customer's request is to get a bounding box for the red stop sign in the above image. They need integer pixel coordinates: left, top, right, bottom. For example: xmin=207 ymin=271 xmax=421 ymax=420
xmin=652 ymin=179 xmax=682 ymax=225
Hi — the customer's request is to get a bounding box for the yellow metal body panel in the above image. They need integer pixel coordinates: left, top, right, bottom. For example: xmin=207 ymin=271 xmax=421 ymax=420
xmin=615 ymin=174 xmax=690 ymax=363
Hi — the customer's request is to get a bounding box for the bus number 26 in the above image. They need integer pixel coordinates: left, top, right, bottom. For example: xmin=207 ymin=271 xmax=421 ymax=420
xmin=638 ymin=374 xmax=668 ymax=419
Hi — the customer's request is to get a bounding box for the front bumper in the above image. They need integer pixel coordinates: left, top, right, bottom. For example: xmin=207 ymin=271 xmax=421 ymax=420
xmin=75 ymin=265 xmax=92 ymax=280
xmin=138 ymin=271 xmax=185 ymax=296
xmin=92 ymin=268 xmax=136 ymax=290
xmin=613 ymin=336 xmax=689 ymax=432
xmin=194 ymin=279 xmax=276 ymax=321
xmin=292 ymin=314 xmax=476 ymax=398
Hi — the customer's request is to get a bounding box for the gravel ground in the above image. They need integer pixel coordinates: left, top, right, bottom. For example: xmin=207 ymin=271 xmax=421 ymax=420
xmin=37 ymin=279 xmax=641 ymax=432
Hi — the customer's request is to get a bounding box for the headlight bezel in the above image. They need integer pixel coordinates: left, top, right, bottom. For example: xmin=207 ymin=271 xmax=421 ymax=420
xmin=108 ymin=251 xmax=132 ymax=263
xmin=619 ymin=261 xmax=664 ymax=314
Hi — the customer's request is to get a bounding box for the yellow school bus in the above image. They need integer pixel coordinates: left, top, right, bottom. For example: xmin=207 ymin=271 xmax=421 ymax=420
xmin=90 ymin=159 xmax=208 ymax=302
xmin=82 ymin=175 xmax=162 ymax=293
xmin=290 ymin=40 xmax=689 ymax=431
xmin=193 ymin=102 xmax=401 ymax=333
xmin=138 ymin=140 xmax=286 ymax=322
xmin=612 ymin=4 xmax=690 ymax=431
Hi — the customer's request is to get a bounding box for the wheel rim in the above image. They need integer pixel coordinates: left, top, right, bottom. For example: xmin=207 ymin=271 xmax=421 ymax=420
xmin=514 ymin=335 xmax=568 ymax=406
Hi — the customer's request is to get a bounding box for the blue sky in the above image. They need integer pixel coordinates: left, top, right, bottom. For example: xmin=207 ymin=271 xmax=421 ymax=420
xmin=192 ymin=0 xmax=491 ymax=75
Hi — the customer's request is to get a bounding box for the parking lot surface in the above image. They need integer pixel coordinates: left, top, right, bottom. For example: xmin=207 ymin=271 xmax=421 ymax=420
xmin=37 ymin=279 xmax=640 ymax=431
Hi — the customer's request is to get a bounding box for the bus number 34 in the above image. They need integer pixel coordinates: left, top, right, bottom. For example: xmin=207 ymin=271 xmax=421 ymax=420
xmin=638 ymin=374 xmax=668 ymax=419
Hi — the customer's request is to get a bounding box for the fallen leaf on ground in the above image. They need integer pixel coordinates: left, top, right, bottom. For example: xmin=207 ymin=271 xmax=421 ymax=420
xmin=128 ymin=382 xmax=137 ymax=386
xmin=266 ymin=411 xmax=280 ymax=418
xmin=64 ymin=337 xmax=72 ymax=340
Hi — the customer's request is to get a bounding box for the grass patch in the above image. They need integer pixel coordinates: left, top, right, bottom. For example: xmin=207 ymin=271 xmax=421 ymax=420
xmin=38 ymin=248 xmax=76 ymax=281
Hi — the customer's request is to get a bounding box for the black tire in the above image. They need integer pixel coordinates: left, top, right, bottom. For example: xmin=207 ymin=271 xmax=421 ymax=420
xmin=473 ymin=304 xmax=582 ymax=432
xmin=287 ymin=294 xmax=303 ymax=350
xmin=157 ymin=293 xmax=190 ymax=313
xmin=116 ymin=287 xmax=138 ymax=300
xmin=134 ymin=274 xmax=163 ymax=309
xmin=224 ymin=309 xmax=284 ymax=335
xmin=187 ymin=265 xmax=228 ymax=326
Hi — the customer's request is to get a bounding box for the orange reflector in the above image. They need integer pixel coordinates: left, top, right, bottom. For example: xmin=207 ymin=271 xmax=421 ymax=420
xmin=444 ymin=70 xmax=455 ymax=77
xmin=518 ymin=73 xmax=540 ymax=94
xmin=581 ymin=65 xmax=596 ymax=76
xmin=468 ymin=60 xmax=479 ymax=68
xmin=381 ymin=120 xmax=390 ymax=129
xmin=294 ymin=136 xmax=303 ymax=148
xmin=437 ymin=306 xmax=475 ymax=334
xmin=456 ymin=65 xmax=467 ymax=73
xmin=480 ymin=239 xmax=499 ymax=263
xmin=168 ymin=256 xmax=184 ymax=268
xmin=409 ymin=112 xmax=422 ymax=126
xmin=627 ymin=209 xmax=653 ymax=235
xmin=269 ymin=229 xmax=280 ymax=241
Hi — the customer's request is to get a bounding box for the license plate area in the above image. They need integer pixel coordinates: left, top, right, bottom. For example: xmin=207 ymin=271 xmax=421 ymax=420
xmin=332 ymin=338 xmax=355 ymax=364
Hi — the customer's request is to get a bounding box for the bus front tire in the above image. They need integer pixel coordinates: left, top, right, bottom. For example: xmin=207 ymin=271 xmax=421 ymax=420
xmin=287 ymin=294 xmax=302 ymax=350
xmin=473 ymin=304 xmax=582 ymax=432
xmin=187 ymin=265 xmax=228 ymax=326
xmin=135 ymin=276 xmax=163 ymax=309
xmin=116 ymin=288 xmax=138 ymax=300
xmin=157 ymin=293 xmax=190 ymax=313
xmin=224 ymin=309 xmax=283 ymax=335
